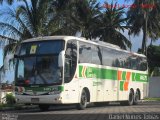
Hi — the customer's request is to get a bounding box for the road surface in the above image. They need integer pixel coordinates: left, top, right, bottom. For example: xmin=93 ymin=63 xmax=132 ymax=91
xmin=0 ymin=101 xmax=160 ymax=120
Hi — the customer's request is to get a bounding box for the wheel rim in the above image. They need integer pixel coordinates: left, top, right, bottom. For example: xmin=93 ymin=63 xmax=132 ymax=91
xmin=129 ymin=92 xmax=133 ymax=102
xmin=81 ymin=92 xmax=87 ymax=105
xmin=135 ymin=92 xmax=139 ymax=102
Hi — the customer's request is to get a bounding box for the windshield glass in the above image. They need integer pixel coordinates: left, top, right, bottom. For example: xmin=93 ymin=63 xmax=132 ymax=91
xmin=15 ymin=40 xmax=64 ymax=86
xmin=19 ymin=40 xmax=64 ymax=55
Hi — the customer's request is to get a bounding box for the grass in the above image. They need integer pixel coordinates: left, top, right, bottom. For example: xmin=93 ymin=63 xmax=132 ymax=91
xmin=0 ymin=103 xmax=24 ymax=110
xmin=144 ymin=97 xmax=160 ymax=101
xmin=0 ymin=104 xmax=14 ymax=110
xmin=0 ymin=103 xmax=38 ymax=110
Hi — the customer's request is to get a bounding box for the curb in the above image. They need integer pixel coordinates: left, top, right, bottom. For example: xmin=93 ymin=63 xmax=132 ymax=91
xmin=0 ymin=105 xmax=38 ymax=111
xmin=141 ymin=100 xmax=160 ymax=103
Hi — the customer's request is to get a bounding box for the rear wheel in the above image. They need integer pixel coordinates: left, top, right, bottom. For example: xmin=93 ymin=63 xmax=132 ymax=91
xmin=133 ymin=91 xmax=140 ymax=105
xmin=120 ymin=90 xmax=134 ymax=106
xmin=39 ymin=104 xmax=50 ymax=111
xmin=77 ymin=90 xmax=88 ymax=110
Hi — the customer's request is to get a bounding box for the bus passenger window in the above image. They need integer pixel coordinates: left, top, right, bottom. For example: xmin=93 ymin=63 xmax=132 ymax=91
xmin=79 ymin=42 xmax=92 ymax=63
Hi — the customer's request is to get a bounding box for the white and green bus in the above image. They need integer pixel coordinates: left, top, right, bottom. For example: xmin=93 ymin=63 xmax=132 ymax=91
xmin=13 ymin=36 xmax=148 ymax=110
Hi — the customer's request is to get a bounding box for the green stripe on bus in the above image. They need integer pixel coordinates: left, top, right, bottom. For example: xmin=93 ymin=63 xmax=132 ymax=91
xmin=120 ymin=81 xmax=124 ymax=91
xmin=25 ymin=87 xmax=45 ymax=91
xmin=79 ymin=65 xmax=148 ymax=83
xmin=132 ymin=73 xmax=136 ymax=81
xmin=79 ymin=66 xmax=117 ymax=80
xmin=132 ymin=72 xmax=148 ymax=82
xmin=79 ymin=66 xmax=83 ymax=77
xmin=122 ymin=71 xmax=126 ymax=81
xmin=58 ymin=86 xmax=64 ymax=91
xmin=21 ymin=86 xmax=63 ymax=92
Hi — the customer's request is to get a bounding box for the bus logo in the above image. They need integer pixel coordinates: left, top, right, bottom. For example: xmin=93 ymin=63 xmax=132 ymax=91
xmin=140 ymin=75 xmax=147 ymax=81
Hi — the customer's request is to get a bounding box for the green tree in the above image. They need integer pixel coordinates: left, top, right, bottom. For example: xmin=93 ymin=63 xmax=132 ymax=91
xmin=0 ymin=0 xmax=133 ymax=56
xmin=147 ymin=45 xmax=160 ymax=76
xmin=6 ymin=93 xmax=15 ymax=105
xmin=94 ymin=2 xmax=131 ymax=50
xmin=0 ymin=0 xmax=55 ymax=56
xmin=72 ymin=0 xmax=101 ymax=39
xmin=0 ymin=0 xmax=14 ymax=5
xmin=49 ymin=0 xmax=76 ymax=35
xmin=50 ymin=0 xmax=102 ymax=38
xmin=127 ymin=0 xmax=160 ymax=54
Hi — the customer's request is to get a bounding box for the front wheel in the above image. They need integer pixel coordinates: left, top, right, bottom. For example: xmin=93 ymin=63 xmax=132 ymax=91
xmin=39 ymin=104 xmax=50 ymax=111
xmin=77 ymin=90 xmax=88 ymax=110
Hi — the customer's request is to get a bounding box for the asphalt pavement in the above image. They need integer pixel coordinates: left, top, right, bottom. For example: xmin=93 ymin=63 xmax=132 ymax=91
xmin=0 ymin=101 xmax=160 ymax=120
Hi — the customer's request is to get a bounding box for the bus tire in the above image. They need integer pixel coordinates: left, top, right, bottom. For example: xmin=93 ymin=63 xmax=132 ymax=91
xmin=39 ymin=104 xmax=50 ymax=111
xmin=120 ymin=90 xmax=134 ymax=106
xmin=133 ymin=90 xmax=140 ymax=105
xmin=77 ymin=89 xmax=88 ymax=110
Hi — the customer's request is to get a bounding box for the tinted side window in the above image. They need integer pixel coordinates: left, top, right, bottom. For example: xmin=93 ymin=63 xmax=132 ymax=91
xmin=112 ymin=50 xmax=122 ymax=67
xmin=128 ymin=55 xmax=147 ymax=71
xmin=118 ymin=52 xmax=126 ymax=68
xmin=101 ymin=47 xmax=147 ymax=71
xmin=138 ymin=57 xmax=147 ymax=71
xmin=91 ymin=45 xmax=101 ymax=65
xmin=79 ymin=42 xmax=92 ymax=63
xmin=102 ymin=48 xmax=114 ymax=66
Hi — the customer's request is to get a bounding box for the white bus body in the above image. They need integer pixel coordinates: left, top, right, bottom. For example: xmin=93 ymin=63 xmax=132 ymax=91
xmin=14 ymin=36 xmax=148 ymax=110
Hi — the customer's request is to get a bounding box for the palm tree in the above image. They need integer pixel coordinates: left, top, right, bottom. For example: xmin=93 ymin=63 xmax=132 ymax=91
xmin=50 ymin=0 xmax=102 ymax=38
xmin=71 ymin=0 xmax=102 ymax=39
xmin=48 ymin=0 xmax=77 ymax=36
xmin=0 ymin=0 xmax=14 ymax=5
xmin=127 ymin=0 xmax=160 ymax=54
xmin=0 ymin=0 xmax=55 ymax=56
xmin=0 ymin=0 xmax=132 ymax=54
xmin=93 ymin=2 xmax=131 ymax=50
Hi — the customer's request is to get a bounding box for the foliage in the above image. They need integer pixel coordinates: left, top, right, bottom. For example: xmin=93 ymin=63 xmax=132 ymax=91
xmin=0 ymin=103 xmax=9 ymax=109
xmin=0 ymin=0 xmax=56 ymax=56
xmin=0 ymin=0 xmax=132 ymax=56
xmin=5 ymin=93 xmax=15 ymax=105
xmin=144 ymin=97 xmax=160 ymax=101
xmin=71 ymin=0 xmax=102 ymax=39
xmin=95 ymin=2 xmax=131 ymax=49
xmin=147 ymin=45 xmax=160 ymax=76
xmin=0 ymin=0 xmax=14 ymax=5
xmin=127 ymin=0 xmax=160 ymax=54
xmin=0 ymin=0 xmax=160 ymax=72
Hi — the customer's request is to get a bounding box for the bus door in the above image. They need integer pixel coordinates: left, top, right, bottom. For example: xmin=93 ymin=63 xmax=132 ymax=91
xmin=63 ymin=40 xmax=79 ymax=103
xmin=102 ymin=48 xmax=119 ymax=102
xmin=103 ymin=71 xmax=118 ymax=101
xmin=92 ymin=46 xmax=104 ymax=102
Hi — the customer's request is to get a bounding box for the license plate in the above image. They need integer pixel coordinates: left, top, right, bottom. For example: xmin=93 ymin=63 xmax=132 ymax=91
xmin=31 ymin=98 xmax=39 ymax=103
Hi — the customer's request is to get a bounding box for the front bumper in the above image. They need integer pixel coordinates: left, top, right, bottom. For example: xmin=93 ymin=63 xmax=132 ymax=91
xmin=16 ymin=94 xmax=63 ymax=104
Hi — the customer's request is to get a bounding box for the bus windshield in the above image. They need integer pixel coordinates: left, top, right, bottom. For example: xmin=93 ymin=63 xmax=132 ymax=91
xmin=15 ymin=40 xmax=64 ymax=86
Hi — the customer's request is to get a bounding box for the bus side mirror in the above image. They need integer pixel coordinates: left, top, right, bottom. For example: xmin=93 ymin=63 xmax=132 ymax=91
xmin=58 ymin=51 xmax=65 ymax=68
xmin=4 ymin=54 xmax=14 ymax=70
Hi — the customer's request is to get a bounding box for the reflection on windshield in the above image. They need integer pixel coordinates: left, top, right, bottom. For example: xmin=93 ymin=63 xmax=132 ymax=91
xmin=16 ymin=56 xmax=61 ymax=85
xmin=20 ymin=40 xmax=64 ymax=56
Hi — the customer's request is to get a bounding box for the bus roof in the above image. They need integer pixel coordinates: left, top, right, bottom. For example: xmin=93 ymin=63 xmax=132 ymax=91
xmin=22 ymin=36 xmax=146 ymax=58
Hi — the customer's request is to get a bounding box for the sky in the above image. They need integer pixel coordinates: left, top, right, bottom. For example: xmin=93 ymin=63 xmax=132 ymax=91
xmin=0 ymin=0 xmax=160 ymax=83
